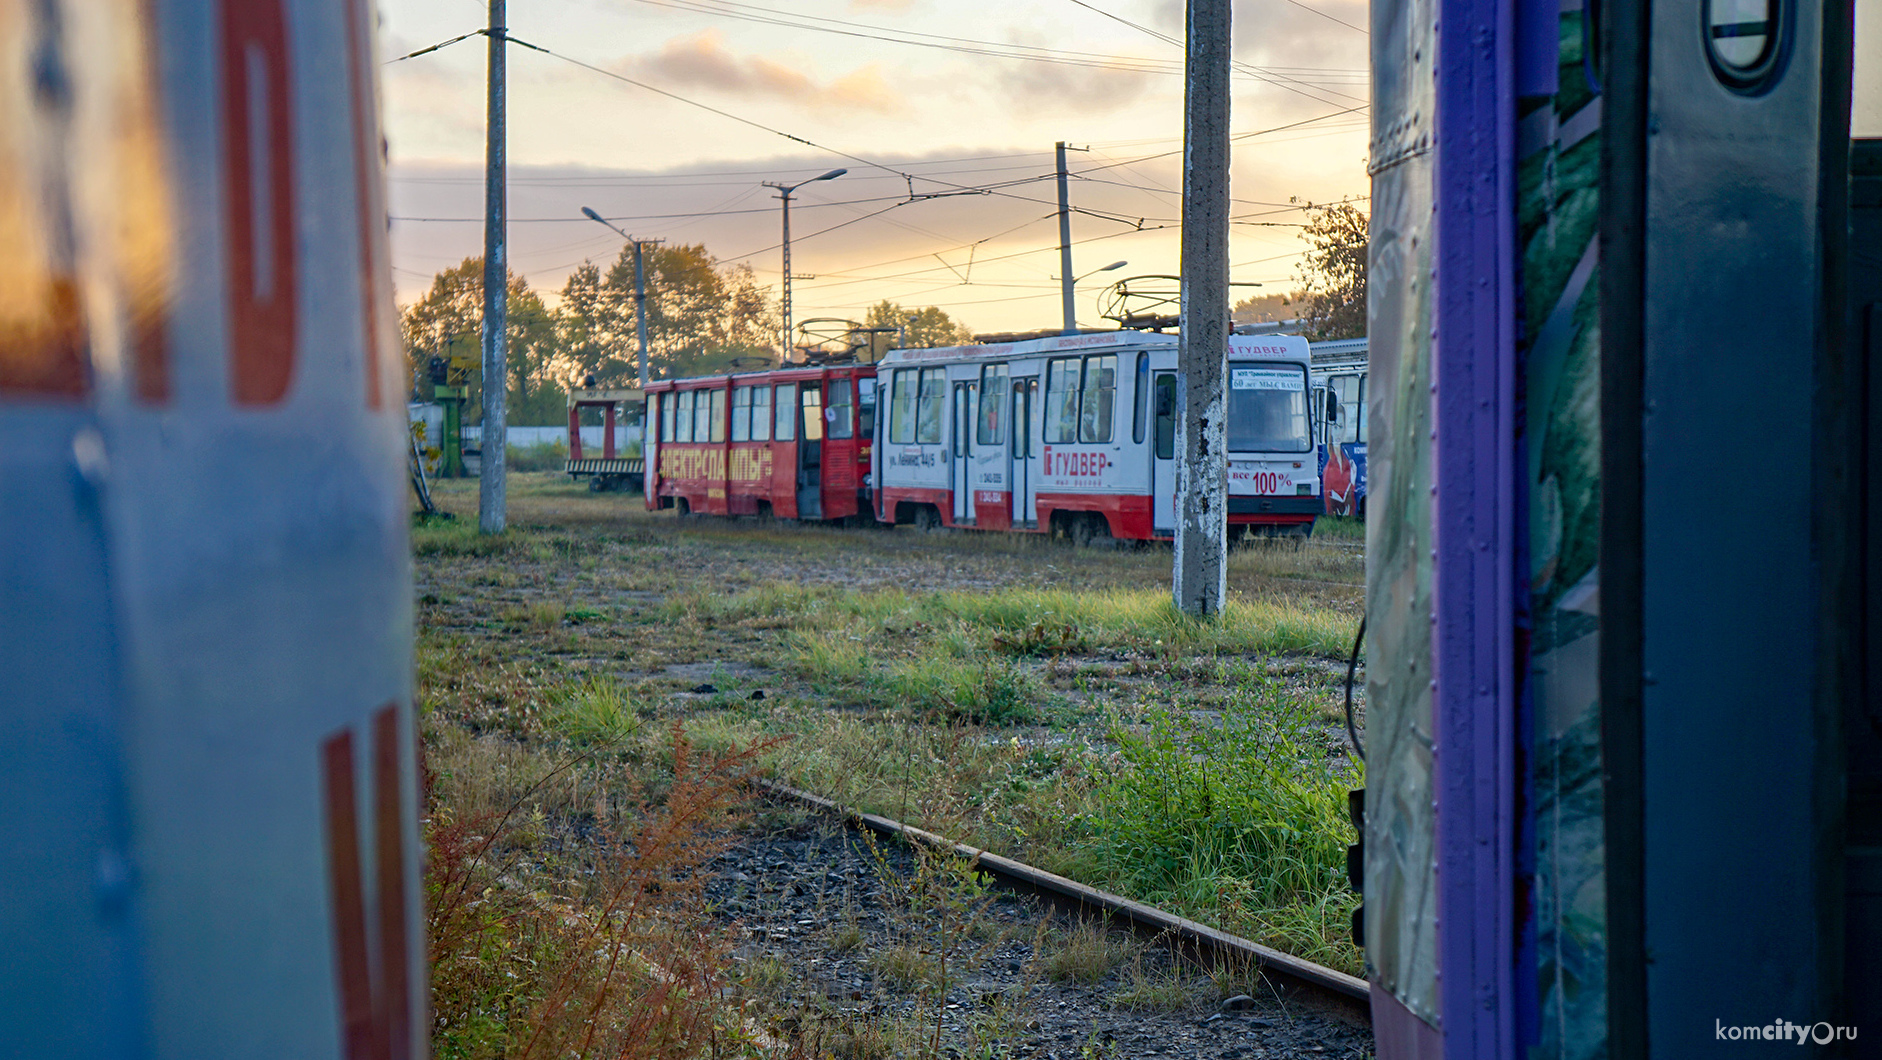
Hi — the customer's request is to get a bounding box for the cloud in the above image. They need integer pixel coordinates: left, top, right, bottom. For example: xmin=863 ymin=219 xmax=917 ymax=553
xmin=620 ymin=30 xmax=906 ymax=115
xmin=993 ymin=60 xmax=1154 ymax=113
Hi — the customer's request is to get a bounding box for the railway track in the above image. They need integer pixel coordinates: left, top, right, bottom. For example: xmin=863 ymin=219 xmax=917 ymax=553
xmin=753 ymin=779 xmax=1372 ymax=1027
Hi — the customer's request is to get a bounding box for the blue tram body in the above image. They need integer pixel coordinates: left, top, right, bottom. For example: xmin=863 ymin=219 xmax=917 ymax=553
xmin=1360 ymin=0 xmax=1876 ymax=1049
xmin=1309 ymin=338 xmax=1368 ymax=518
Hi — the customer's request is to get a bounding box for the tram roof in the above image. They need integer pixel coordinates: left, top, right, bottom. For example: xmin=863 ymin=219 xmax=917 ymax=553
xmin=879 ymin=328 xmax=1175 ymax=366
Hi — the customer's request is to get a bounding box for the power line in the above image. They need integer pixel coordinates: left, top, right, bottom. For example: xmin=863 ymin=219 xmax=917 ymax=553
xmin=1059 ymin=0 xmax=1365 ymax=106
xmin=622 ymin=0 xmax=1368 ymax=83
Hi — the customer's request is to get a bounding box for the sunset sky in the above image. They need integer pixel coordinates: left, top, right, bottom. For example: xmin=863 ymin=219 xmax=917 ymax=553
xmin=376 ymin=0 xmax=1375 ymax=336
xmin=377 ymin=0 xmax=1882 ymax=337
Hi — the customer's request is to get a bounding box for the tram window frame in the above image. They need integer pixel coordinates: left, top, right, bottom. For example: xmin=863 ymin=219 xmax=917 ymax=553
xmin=802 ymin=384 xmax=825 ymax=443
xmin=751 ymin=385 xmax=772 ymax=442
xmin=1133 ymin=353 xmax=1148 ymax=444
xmin=730 ymin=385 xmax=753 ymax=442
xmin=660 ymin=392 xmax=674 ymax=442
xmin=681 ymin=389 xmax=703 ymax=440
xmin=1078 ymin=354 xmax=1117 ymax=444
xmin=1154 ymin=374 xmax=1177 ymax=460
xmin=889 ymin=369 xmax=917 ymax=444
xmin=775 ymin=382 xmax=797 ymax=441
xmin=977 ymin=364 xmax=1008 ymax=446
xmin=916 ymin=368 xmax=945 ymax=444
xmin=857 ymin=377 xmax=877 ymax=438
xmin=1044 ymin=358 xmax=1079 ymax=444
xmin=828 ymin=376 xmax=853 ymax=440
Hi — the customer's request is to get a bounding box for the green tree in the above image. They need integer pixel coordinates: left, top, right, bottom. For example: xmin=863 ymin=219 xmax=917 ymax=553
xmin=556 ymin=262 xmax=630 ymax=384
xmin=398 ymin=257 xmax=568 ymax=426
xmin=864 ymin=299 xmax=974 ymax=348
xmin=1293 ymin=201 xmax=1368 ymax=341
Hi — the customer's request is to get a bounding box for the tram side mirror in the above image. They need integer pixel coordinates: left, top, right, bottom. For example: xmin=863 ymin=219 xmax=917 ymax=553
xmin=1325 ymin=390 xmax=1340 ymax=425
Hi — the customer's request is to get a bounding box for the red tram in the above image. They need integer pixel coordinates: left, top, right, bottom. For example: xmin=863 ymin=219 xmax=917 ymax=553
xmin=643 ymin=365 xmax=878 ymax=521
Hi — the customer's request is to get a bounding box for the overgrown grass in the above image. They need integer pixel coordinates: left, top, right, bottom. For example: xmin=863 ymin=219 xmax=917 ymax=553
xmin=549 ymin=676 xmax=645 ymax=746
xmin=688 ymin=583 xmax=1357 ymax=660
xmin=1069 ymin=666 xmax=1362 ymax=972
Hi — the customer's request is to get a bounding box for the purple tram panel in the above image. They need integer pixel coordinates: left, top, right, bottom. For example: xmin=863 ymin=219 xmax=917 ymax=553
xmin=0 ymin=2 xmax=424 ymax=1059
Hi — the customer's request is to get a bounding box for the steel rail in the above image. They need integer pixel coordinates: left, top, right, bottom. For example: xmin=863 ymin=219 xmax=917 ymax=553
xmin=753 ymin=779 xmax=1372 ymax=1019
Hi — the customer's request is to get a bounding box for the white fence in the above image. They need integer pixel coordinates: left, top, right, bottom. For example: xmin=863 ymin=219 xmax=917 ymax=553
xmin=407 ymin=405 xmax=641 ymax=451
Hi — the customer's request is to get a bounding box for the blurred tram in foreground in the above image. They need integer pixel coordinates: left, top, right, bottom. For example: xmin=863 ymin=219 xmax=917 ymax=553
xmin=1357 ymin=0 xmax=1877 ymax=1044
xmin=1 ymin=1 xmax=423 ymax=1057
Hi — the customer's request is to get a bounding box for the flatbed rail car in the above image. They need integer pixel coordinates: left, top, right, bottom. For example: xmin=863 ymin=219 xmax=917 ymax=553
xmin=1307 ymin=338 xmax=1367 ymax=517
xmin=643 ymin=364 xmax=878 ymax=521
xmin=872 ymin=332 xmax=1321 ymax=543
xmin=566 ymin=386 xmax=646 ymax=492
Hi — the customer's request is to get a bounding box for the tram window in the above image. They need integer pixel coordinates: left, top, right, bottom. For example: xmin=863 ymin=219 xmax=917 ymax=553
xmin=1154 ymin=374 xmax=1177 ymax=460
xmin=675 ymin=390 xmax=694 ymax=443
xmin=710 ymin=389 xmax=727 ymax=443
xmin=889 ymin=370 xmax=916 ymax=444
xmin=731 ymin=386 xmax=753 ymax=442
xmin=977 ymin=365 xmax=1008 ymax=446
xmin=857 ymin=377 xmax=877 ymax=438
xmin=1330 ymin=375 xmax=1362 ymax=446
xmin=1079 ymin=355 xmax=1116 ymax=444
xmin=660 ymin=392 xmax=674 ymax=442
xmin=916 ymin=368 xmax=945 ymax=444
xmin=751 ymin=385 xmax=772 ymax=442
xmin=1356 ymin=374 xmax=1366 ymax=443
xmin=1133 ymin=353 xmax=1148 ymax=444
xmin=828 ymin=377 xmax=853 ymax=440
xmin=775 ymin=383 xmax=797 ymax=441
xmin=1226 ymin=364 xmax=1310 ymax=452
xmin=801 ymin=385 xmax=824 ymax=443
xmin=1044 ymin=358 xmax=1079 ymax=443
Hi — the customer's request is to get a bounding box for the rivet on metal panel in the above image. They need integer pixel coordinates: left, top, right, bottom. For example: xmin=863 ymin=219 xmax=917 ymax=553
xmin=72 ymin=428 xmax=109 ymax=486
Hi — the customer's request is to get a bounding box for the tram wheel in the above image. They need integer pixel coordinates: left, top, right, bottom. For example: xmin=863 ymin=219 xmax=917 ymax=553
xmin=912 ymin=506 xmax=943 ymax=533
xmin=1071 ymin=513 xmax=1113 ymax=549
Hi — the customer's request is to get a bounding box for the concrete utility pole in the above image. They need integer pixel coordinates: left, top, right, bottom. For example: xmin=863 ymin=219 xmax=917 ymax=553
xmin=1056 ymin=141 xmax=1078 ymax=334
xmin=1174 ymin=0 xmax=1231 ymax=618
xmin=633 ymin=241 xmax=651 ymax=388
xmin=478 ymin=0 xmax=507 ymax=534
xmin=764 ymin=168 xmax=845 ymax=361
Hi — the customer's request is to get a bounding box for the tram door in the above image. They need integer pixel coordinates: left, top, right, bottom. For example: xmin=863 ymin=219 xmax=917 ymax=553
xmin=1150 ymin=372 xmax=1177 ymax=533
xmin=798 ymin=383 xmax=823 ymax=519
xmin=952 ymin=382 xmax=975 ymax=525
xmin=1010 ymin=379 xmax=1037 ymax=527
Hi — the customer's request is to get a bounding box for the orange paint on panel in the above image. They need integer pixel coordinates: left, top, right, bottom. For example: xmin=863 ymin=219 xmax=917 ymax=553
xmin=320 ymin=730 xmax=377 ymax=1060
xmin=220 ymin=0 xmax=298 ymax=405
xmin=372 ymin=706 xmax=412 ymax=1060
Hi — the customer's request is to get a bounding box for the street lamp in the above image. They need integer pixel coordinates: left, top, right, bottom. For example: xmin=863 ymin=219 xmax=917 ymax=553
xmin=762 ymin=168 xmax=846 ymax=361
xmin=580 ymin=206 xmax=661 ymax=389
xmin=1075 ymin=260 xmax=1129 ymax=284
xmin=1060 ymin=256 xmax=1129 ymax=334
xmin=1054 ymin=260 xmax=1128 ymax=333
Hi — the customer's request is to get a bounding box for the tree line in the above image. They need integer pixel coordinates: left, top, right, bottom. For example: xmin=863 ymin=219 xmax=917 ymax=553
xmin=399 ymin=242 xmax=973 ymax=426
xmin=399 ymin=205 xmax=1366 ymax=428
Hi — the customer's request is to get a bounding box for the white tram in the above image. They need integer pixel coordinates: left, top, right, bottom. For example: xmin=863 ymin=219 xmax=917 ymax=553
xmin=871 ymin=331 xmax=1321 ymax=543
